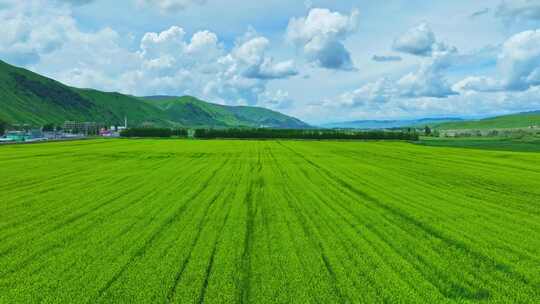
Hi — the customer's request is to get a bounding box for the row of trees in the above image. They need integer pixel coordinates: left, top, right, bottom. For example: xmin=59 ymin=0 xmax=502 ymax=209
xmin=3 ymin=123 xmax=419 ymax=141
xmin=119 ymin=127 xmax=418 ymax=141
xmin=120 ymin=128 xmax=188 ymax=138
xmin=0 ymin=120 xmax=6 ymax=136
xmin=194 ymin=128 xmax=419 ymax=140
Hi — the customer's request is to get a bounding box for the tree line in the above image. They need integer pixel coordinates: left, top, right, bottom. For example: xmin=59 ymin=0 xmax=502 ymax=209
xmin=194 ymin=128 xmax=418 ymax=140
xmin=120 ymin=127 xmax=418 ymax=141
xmin=120 ymin=128 xmax=188 ymax=138
xmin=0 ymin=120 xmax=6 ymax=136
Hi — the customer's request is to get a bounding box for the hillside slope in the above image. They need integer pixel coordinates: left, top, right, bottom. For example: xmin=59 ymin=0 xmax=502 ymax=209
xmin=144 ymin=96 xmax=310 ymax=129
xmin=0 ymin=60 xmax=171 ymax=126
xmin=436 ymin=111 xmax=540 ymax=130
xmin=0 ymin=60 xmax=309 ymax=128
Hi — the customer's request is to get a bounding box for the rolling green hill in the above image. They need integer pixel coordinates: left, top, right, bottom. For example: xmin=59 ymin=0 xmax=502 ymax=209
xmin=0 ymin=60 xmax=170 ymax=126
xmin=436 ymin=111 xmax=540 ymax=130
xmin=144 ymin=96 xmax=310 ymax=128
xmin=0 ymin=60 xmax=309 ymax=128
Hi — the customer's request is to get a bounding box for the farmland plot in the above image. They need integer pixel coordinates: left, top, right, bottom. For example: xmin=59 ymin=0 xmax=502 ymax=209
xmin=0 ymin=139 xmax=539 ymax=303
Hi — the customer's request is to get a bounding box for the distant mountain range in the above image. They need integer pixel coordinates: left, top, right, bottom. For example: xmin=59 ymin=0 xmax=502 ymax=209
xmin=321 ymin=118 xmax=464 ymax=129
xmin=0 ymin=60 xmax=309 ymax=129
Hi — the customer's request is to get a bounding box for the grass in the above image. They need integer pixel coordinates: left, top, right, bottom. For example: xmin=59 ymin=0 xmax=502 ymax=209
xmin=1 ymin=139 xmax=539 ymax=303
xmin=436 ymin=111 xmax=540 ymax=130
xmin=418 ymin=136 xmax=540 ymax=152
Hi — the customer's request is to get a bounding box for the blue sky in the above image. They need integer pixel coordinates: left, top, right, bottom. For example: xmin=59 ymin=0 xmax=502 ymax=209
xmin=1 ymin=0 xmax=540 ymax=124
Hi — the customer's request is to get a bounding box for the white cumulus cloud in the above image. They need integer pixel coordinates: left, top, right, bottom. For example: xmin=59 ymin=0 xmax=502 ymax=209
xmin=337 ymin=78 xmax=394 ymax=108
xmin=397 ymin=58 xmax=457 ymax=98
xmin=454 ymin=29 xmax=540 ymax=93
xmin=0 ymin=0 xmax=78 ymax=65
xmin=500 ymin=29 xmax=540 ymax=90
xmin=286 ymin=8 xmax=359 ymax=70
xmin=222 ymin=35 xmax=298 ymax=80
xmin=393 ymin=23 xmax=456 ymax=57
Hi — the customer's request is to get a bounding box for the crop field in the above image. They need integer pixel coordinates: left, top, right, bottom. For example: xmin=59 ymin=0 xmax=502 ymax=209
xmin=1 ymin=139 xmax=539 ymax=303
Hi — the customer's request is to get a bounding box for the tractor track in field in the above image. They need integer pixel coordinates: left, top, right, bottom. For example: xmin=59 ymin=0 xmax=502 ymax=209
xmin=275 ymin=144 xmax=460 ymax=299
xmin=291 ymin=173 xmax=402 ymax=301
xmin=165 ymin=167 xmax=238 ymax=303
xmin=0 ymin=166 xmax=96 ymax=195
xmin=2 ymin=139 xmax=540 ymax=303
xmin=96 ymin=158 xmax=207 ymax=247
xmin=277 ymin=141 xmax=534 ymax=300
xmin=177 ymin=153 xmax=250 ymax=304
xmin=0 ymin=157 xmax=179 ymax=240
xmin=61 ymin=162 xmax=213 ymax=287
xmin=238 ymin=159 xmax=258 ymax=304
xmin=0 ymin=181 xmax=129 ymax=246
xmin=1 ymin=159 xmax=206 ymax=286
xmin=93 ymin=157 xmax=232 ymax=303
xmin=0 ymin=243 xmax=62 ymax=278
xmin=300 ymin=148 xmax=483 ymax=300
xmin=271 ymin=145 xmax=349 ymax=303
xmin=195 ymin=177 xmax=237 ymax=304
xmin=0 ymin=176 xmax=142 ymax=255
xmin=330 ymin=146 xmax=540 ymax=222
xmin=277 ymin=152 xmax=410 ymax=301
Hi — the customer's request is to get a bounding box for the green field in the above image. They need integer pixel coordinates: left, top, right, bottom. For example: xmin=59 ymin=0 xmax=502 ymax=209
xmin=1 ymin=139 xmax=539 ymax=303
xmin=436 ymin=111 xmax=540 ymax=130
xmin=418 ymin=136 xmax=540 ymax=153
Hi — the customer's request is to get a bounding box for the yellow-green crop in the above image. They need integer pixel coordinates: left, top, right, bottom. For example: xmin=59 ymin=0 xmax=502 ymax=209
xmin=1 ymin=139 xmax=539 ymax=303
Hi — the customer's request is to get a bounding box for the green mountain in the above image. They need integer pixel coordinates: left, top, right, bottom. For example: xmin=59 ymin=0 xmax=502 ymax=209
xmin=144 ymin=96 xmax=309 ymax=128
xmin=436 ymin=111 xmax=540 ymax=130
xmin=0 ymin=60 xmax=170 ymax=126
xmin=0 ymin=60 xmax=309 ymax=129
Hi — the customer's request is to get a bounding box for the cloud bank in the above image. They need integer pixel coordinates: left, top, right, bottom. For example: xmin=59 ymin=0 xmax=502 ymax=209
xmin=1 ymin=0 xmax=540 ymax=122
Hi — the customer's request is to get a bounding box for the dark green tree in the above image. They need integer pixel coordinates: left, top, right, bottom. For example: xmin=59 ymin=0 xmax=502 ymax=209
xmin=0 ymin=120 xmax=6 ymax=136
xmin=42 ymin=123 xmax=56 ymax=132
xmin=424 ymin=125 xmax=432 ymax=136
xmin=121 ymin=128 xmax=173 ymax=138
xmin=193 ymin=128 xmax=419 ymax=141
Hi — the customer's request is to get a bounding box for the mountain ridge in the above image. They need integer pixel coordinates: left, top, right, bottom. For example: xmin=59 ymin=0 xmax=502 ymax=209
xmin=142 ymin=95 xmax=310 ymax=128
xmin=0 ymin=60 xmax=310 ymax=129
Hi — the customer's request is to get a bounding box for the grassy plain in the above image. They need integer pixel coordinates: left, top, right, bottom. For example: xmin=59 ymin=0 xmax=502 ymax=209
xmin=435 ymin=111 xmax=540 ymax=130
xmin=418 ymin=136 xmax=540 ymax=152
xmin=1 ymin=139 xmax=539 ymax=303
